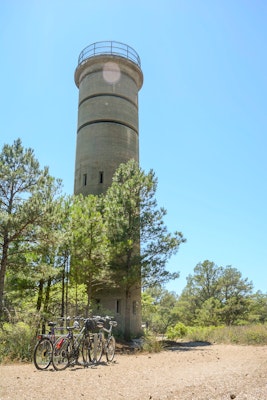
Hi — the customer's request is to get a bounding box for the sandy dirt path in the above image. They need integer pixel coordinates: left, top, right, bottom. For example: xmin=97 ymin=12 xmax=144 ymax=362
xmin=0 ymin=343 xmax=267 ymax=400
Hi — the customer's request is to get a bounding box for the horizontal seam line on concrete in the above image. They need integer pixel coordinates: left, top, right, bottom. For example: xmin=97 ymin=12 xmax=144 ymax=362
xmin=79 ymin=93 xmax=137 ymax=109
xmin=77 ymin=120 xmax=138 ymax=135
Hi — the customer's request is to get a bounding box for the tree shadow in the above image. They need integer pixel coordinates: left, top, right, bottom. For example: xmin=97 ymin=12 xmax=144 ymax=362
xmin=163 ymin=340 xmax=212 ymax=352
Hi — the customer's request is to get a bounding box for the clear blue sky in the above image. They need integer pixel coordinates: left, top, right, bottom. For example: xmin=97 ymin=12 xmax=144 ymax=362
xmin=1 ymin=1 xmax=266 ymax=295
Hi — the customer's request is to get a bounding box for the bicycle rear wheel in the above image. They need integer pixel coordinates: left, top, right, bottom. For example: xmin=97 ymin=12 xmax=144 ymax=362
xmin=106 ymin=336 xmax=116 ymax=362
xmin=52 ymin=337 xmax=71 ymax=371
xmin=89 ymin=333 xmax=103 ymax=363
xmin=33 ymin=338 xmax=53 ymax=370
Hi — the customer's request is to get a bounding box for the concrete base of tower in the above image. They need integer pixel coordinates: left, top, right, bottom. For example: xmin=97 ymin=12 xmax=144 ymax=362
xmin=93 ymin=285 xmax=142 ymax=338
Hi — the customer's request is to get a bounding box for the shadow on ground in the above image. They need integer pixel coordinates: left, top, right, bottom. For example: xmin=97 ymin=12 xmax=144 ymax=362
xmin=115 ymin=339 xmax=212 ymax=354
xmin=162 ymin=340 xmax=212 ymax=352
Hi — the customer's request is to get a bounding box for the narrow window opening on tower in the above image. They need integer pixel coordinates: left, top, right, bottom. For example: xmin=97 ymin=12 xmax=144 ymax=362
xmin=116 ymin=299 xmax=121 ymax=314
xmin=99 ymin=171 xmax=104 ymax=184
xmin=83 ymin=173 xmax=87 ymax=186
xmin=132 ymin=300 xmax=137 ymax=315
xmin=95 ymin=299 xmax=100 ymax=311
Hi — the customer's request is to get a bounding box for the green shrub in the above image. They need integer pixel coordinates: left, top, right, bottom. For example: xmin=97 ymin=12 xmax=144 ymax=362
xmin=0 ymin=322 xmax=35 ymax=363
xmin=166 ymin=322 xmax=188 ymax=340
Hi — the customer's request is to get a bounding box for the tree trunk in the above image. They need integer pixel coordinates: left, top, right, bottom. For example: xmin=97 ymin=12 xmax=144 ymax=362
xmin=0 ymin=234 xmax=9 ymax=319
xmin=86 ymin=281 xmax=92 ymax=318
xmin=124 ymin=288 xmax=131 ymax=341
xmin=65 ymin=259 xmax=69 ymax=318
xmin=44 ymin=277 xmax=52 ymax=314
xmin=36 ymin=279 xmax=44 ymax=311
xmin=61 ymin=266 xmax=65 ymax=318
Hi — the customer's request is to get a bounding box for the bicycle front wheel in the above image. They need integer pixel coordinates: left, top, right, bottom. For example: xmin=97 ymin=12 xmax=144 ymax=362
xmin=81 ymin=336 xmax=92 ymax=366
xmin=106 ymin=336 xmax=116 ymax=362
xmin=89 ymin=333 xmax=103 ymax=363
xmin=33 ymin=338 xmax=53 ymax=370
xmin=52 ymin=337 xmax=71 ymax=371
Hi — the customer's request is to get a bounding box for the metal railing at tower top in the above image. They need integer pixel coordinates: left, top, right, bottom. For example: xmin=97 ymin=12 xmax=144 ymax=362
xmin=77 ymin=41 xmax=141 ymax=68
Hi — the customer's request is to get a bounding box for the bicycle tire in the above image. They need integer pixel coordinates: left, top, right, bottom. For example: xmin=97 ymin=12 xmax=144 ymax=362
xmin=33 ymin=337 xmax=53 ymax=370
xmin=89 ymin=333 xmax=103 ymax=363
xmin=106 ymin=336 xmax=116 ymax=362
xmin=81 ymin=336 xmax=92 ymax=366
xmin=52 ymin=337 xmax=71 ymax=371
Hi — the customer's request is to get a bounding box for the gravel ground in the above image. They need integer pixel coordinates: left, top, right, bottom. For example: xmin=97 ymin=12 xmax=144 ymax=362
xmin=0 ymin=343 xmax=267 ymax=400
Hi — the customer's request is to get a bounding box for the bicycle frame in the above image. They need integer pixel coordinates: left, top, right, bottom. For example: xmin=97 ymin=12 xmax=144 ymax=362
xmin=64 ymin=323 xmax=86 ymax=365
xmin=53 ymin=318 xmax=99 ymax=368
xmin=99 ymin=319 xmax=117 ymax=338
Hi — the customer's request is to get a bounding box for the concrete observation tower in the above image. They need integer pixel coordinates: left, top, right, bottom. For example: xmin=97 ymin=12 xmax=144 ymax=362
xmin=73 ymin=41 xmax=143 ymax=335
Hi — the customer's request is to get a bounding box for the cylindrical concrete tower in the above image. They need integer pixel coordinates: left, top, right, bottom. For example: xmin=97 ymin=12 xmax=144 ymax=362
xmin=73 ymin=41 xmax=143 ymax=336
xmin=74 ymin=41 xmax=143 ymax=196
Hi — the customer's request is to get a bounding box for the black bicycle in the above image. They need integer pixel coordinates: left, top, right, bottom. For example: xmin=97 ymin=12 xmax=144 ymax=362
xmin=33 ymin=321 xmax=57 ymax=370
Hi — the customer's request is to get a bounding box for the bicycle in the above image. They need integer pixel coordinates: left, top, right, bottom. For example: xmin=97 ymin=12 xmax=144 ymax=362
xmin=33 ymin=321 xmax=57 ymax=370
xmin=33 ymin=317 xmax=69 ymax=370
xmin=80 ymin=318 xmax=104 ymax=365
xmin=52 ymin=317 xmax=101 ymax=370
xmin=94 ymin=316 xmax=117 ymax=363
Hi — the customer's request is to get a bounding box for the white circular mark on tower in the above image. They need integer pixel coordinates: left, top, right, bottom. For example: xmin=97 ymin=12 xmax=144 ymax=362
xmin=103 ymin=62 xmax=121 ymax=84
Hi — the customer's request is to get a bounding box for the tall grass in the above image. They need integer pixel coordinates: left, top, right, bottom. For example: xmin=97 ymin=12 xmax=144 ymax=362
xmin=142 ymin=331 xmax=164 ymax=352
xmin=184 ymin=324 xmax=267 ymax=345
